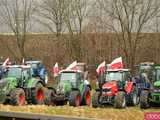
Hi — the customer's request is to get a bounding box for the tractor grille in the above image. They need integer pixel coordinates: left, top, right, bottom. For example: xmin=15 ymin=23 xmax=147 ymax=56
xmin=102 ymin=88 xmax=111 ymax=93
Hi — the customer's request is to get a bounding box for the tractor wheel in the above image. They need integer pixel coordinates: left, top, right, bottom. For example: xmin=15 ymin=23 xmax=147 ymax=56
xmin=129 ymin=86 xmax=139 ymax=106
xmin=82 ymin=87 xmax=91 ymax=106
xmin=10 ymin=88 xmax=25 ymax=106
xmin=44 ymin=89 xmax=55 ymax=105
xmin=140 ymin=90 xmax=150 ymax=109
xmin=69 ymin=91 xmax=81 ymax=107
xmin=32 ymin=83 xmax=45 ymax=104
xmin=92 ymin=91 xmax=100 ymax=108
xmin=114 ymin=91 xmax=126 ymax=108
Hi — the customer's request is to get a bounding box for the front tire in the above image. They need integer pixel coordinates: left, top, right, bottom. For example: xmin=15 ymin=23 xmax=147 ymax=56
xmin=44 ymin=89 xmax=55 ymax=105
xmin=10 ymin=88 xmax=25 ymax=106
xmin=140 ymin=90 xmax=150 ymax=109
xmin=32 ymin=83 xmax=45 ymax=104
xmin=114 ymin=91 xmax=126 ymax=108
xmin=82 ymin=87 xmax=91 ymax=106
xmin=69 ymin=91 xmax=81 ymax=107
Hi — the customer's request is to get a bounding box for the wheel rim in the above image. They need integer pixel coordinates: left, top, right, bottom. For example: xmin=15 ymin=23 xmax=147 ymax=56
xmin=36 ymin=89 xmax=44 ymax=101
xmin=18 ymin=94 xmax=25 ymax=105
xmin=85 ymin=91 xmax=91 ymax=106
xmin=75 ymin=95 xmax=80 ymax=106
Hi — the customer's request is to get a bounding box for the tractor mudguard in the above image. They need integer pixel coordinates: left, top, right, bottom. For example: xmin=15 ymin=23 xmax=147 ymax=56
xmin=27 ymin=78 xmax=44 ymax=88
xmin=124 ymin=81 xmax=133 ymax=94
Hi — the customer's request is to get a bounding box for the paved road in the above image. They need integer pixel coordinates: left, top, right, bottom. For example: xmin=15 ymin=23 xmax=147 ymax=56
xmin=0 ymin=111 xmax=95 ymax=120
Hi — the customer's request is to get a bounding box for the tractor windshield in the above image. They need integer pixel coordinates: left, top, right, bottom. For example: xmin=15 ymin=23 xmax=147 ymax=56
xmin=6 ymin=67 xmax=22 ymax=78
xmin=60 ymin=72 xmax=76 ymax=83
xmin=106 ymin=72 xmax=123 ymax=81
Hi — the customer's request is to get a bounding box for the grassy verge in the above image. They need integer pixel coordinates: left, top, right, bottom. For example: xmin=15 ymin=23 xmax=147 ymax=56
xmin=0 ymin=104 xmax=160 ymax=120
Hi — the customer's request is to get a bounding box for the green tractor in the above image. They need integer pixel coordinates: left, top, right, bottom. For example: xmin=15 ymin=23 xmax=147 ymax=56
xmin=45 ymin=63 xmax=91 ymax=107
xmin=138 ymin=63 xmax=160 ymax=108
xmin=0 ymin=65 xmax=45 ymax=105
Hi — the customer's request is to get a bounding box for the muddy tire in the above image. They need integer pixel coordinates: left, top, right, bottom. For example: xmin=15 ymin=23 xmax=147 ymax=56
xmin=129 ymin=86 xmax=139 ymax=106
xmin=81 ymin=87 xmax=91 ymax=106
xmin=114 ymin=91 xmax=126 ymax=108
xmin=69 ymin=91 xmax=81 ymax=107
xmin=44 ymin=89 xmax=55 ymax=105
xmin=32 ymin=83 xmax=45 ymax=104
xmin=140 ymin=90 xmax=150 ymax=109
xmin=10 ymin=88 xmax=25 ymax=106
xmin=92 ymin=91 xmax=100 ymax=108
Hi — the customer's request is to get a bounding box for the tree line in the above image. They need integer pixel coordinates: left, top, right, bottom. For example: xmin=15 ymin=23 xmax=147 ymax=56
xmin=0 ymin=0 xmax=160 ymax=72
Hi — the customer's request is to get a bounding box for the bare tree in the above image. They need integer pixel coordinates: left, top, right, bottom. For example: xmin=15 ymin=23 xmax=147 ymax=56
xmin=97 ymin=0 xmax=160 ymax=71
xmin=37 ymin=0 xmax=67 ymax=36
xmin=0 ymin=0 xmax=35 ymax=59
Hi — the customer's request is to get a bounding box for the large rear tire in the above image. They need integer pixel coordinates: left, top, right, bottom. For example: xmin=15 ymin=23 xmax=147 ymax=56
xmin=32 ymin=83 xmax=45 ymax=104
xmin=10 ymin=88 xmax=25 ymax=106
xmin=128 ymin=86 xmax=139 ymax=106
xmin=69 ymin=91 xmax=81 ymax=107
xmin=114 ymin=91 xmax=126 ymax=108
xmin=92 ymin=91 xmax=100 ymax=108
xmin=44 ymin=88 xmax=55 ymax=105
xmin=140 ymin=90 xmax=150 ymax=109
xmin=81 ymin=87 xmax=91 ymax=106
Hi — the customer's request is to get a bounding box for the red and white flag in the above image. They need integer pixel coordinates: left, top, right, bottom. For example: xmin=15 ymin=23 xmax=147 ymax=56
xmin=109 ymin=57 xmax=123 ymax=69
xmin=96 ymin=61 xmax=105 ymax=74
xmin=2 ymin=57 xmax=10 ymax=66
xmin=66 ymin=61 xmax=77 ymax=71
xmin=53 ymin=62 xmax=59 ymax=77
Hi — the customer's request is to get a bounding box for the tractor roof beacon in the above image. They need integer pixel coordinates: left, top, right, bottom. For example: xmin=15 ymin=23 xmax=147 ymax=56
xmin=92 ymin=68 xmax=138 ymax=108
xmin=0 ymin=64 xmax=46 ymax=105
xmin=137 ymin=62 xmax=160 ymax=109
xmin=45 ymin=63 xmax=91 ymax=107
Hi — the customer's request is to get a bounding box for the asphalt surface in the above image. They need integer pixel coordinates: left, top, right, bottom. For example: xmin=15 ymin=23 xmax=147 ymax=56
xmin=0 ymin=111 xmax=95 ymax=120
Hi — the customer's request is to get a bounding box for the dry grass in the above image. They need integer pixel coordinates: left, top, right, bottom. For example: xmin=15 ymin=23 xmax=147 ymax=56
xmin=0 ymin=104 xmax=159 ymax=120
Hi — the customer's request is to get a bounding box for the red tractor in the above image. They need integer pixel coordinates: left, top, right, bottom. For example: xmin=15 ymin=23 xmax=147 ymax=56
xmin=92 ymin=69 xmax=138 ymax=108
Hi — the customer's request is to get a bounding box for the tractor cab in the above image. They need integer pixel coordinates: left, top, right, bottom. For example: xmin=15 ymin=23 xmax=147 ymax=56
xmin=57 ymin=70 xmax=83 ymax=94
xmin=25 ymin=60 xmax=48 ymax=84
xmin=5 ymin=65 xmax=32 ymax=88
xmin=153 ymin=65 xmax=160 ymax=88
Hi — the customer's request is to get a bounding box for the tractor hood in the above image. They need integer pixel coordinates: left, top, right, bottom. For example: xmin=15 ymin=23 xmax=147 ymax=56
xmin=57 ymin=81 xmax=72 ymax=94
xmin=154 ymin=80 xmax=160 ymax=88
xmin=102 ymin=81 xmax=117 ymax=89
xmin=102 ymin=81 xmax=118 ymax=96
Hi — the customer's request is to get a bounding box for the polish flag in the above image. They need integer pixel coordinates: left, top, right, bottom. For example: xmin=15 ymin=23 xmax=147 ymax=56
xmin=109 ymin=57 xmax=123 ymax=69
xmin=53 ymin=62 xmax=59 ymax=77
xmin=2 ymin=57 xmax=10 ymax=66
xmin=96 ymin=61 xmax=106 ymax=74
xmin=66 ymin=61 xmax=77 ymax=71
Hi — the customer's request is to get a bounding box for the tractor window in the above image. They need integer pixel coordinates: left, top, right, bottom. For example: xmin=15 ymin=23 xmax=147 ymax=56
xmin=60 ymin=73 xmax=76 ymax=82
xmin=106 ymin=72 xmax=123 ymax=81
xmin=7 ymin=67 xmax=22 ymax=78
